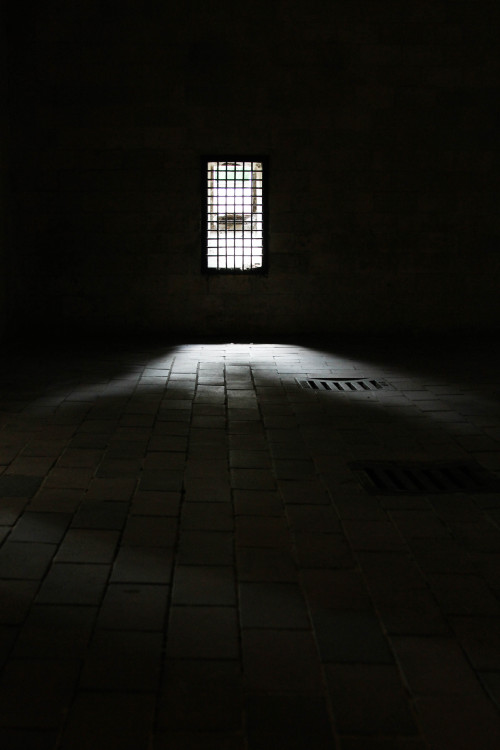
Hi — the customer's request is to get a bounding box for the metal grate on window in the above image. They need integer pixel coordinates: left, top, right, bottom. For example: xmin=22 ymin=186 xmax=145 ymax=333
xmin=202 ymin=157 xmax=267 ymax=273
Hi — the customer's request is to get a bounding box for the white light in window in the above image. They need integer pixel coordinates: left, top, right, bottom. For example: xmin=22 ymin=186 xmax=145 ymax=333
xmin=204 ymin=159 xmax=265 ymax=272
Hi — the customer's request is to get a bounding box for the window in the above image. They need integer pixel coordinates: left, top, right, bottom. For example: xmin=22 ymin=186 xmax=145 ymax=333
xmin=202 ymin=156 xmax=268 ymax=273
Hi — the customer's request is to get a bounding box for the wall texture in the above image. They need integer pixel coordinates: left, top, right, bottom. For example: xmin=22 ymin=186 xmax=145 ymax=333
xmin=0 ymin=7 xmax=9 ymax=339
xmin=5 ymin=0 xmax=500 ymax=339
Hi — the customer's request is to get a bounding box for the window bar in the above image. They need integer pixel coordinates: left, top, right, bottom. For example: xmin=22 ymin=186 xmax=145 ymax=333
xmin=225 ymin=163 xmax=228 ymax=269
xmin=250 ymin=162 xmax=253 ymax=268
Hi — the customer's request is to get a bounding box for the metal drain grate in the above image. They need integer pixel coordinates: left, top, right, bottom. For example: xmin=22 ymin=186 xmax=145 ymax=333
xmin=350 ymin=461 xmax=500 ymax=494
xmin=297 ymin=378 xmax=393 ymax=392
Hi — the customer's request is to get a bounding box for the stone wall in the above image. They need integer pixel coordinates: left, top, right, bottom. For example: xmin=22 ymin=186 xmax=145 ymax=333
xmin=5 ymin=0 xmax=500 ymax=338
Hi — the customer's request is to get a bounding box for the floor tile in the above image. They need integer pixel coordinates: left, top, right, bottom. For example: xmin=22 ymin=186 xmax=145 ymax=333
xmin=166 ymin=606 xmax=239 ymax=659
xmin=325 ymin=663 xmax=418 ymax=736
xmin=97 ymin=583 xmax=169 ymax=630
xmin=242 ymin=628 xmax=324 ymax=692
xmin=36 ymin=563 xmax=109 ymax=604
xmin=0 ymin=542 xmax=56 ymax=580
xmin=158 ymin=659 xmax=243 ymax=732
xmin=60 ymin=692 xmax=155 ymax=750
xmin=172 ymin=566 xmax=236 ymax=606
xmin=79 ymin=630 xmax=163 ymax=690
xmin=1 ymin=340 xmax=500 ymax=748
xmin=239 ymin=582 xmax=310 ymax=628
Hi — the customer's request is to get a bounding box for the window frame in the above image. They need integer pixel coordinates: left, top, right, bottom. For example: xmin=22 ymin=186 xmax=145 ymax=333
xmin=201 ymin=155 xmax=269 ymax=275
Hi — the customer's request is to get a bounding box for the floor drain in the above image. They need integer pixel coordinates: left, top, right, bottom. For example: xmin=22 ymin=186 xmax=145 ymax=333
xmin=296 ymin=378 xmax=393 ymax=392
xmin=350 ymin=461 xmax=500 ymax=494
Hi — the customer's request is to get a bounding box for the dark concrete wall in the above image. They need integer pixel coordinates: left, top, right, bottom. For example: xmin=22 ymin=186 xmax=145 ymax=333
xmin=5 ymin=0 xmax=500 ymax=338
xmin=0 ymin=7 xmax=9 ymax=339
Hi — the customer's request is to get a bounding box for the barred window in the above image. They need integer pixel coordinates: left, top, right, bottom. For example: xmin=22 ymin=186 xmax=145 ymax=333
xmin=202 ymin=157 xmax=268 ymax=273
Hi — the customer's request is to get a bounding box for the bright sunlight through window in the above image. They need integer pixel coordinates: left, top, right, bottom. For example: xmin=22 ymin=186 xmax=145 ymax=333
xmin=202 ymin=157 xmax=267 ymax=273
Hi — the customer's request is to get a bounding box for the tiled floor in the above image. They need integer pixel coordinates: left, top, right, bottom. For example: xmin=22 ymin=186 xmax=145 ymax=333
xmin=0 ymin=338 xmax=500 ymax=749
